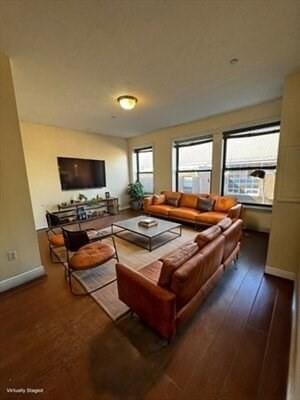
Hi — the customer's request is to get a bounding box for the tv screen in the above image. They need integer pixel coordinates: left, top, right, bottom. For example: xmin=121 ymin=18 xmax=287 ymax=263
xmin=57 ymin=157 xmax=106 ymax=190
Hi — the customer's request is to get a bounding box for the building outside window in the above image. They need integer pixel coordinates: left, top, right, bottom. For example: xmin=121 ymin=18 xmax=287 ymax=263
xmin=174 ymin=137 xmax=213 ymax=193
xmin=222 ymin=122 xmax=280 ymax=206
xmin=134 ymin=147 xmax=154 ymax=194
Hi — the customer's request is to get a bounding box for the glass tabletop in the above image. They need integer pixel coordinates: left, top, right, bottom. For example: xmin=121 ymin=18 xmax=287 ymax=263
xmin=112 ymin=215 xmax=181 ymax=238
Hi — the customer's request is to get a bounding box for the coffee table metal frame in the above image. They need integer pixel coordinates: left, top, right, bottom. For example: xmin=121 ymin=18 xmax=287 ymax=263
xmin=112 ymin=217 xmax=182 ymax=251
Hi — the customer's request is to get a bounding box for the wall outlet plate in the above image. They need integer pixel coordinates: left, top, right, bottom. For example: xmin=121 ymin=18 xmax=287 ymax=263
xmin=7 ymin=250 xmax=17 ymax=261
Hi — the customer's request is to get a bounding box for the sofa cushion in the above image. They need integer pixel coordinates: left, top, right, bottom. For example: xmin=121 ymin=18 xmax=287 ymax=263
xmin=197 ymin=197 xmax=214 ymax=212
xmin=48 ymin=232 xmax=65 ymax=247
xmin=180 ymin=193 xmax=199 ymax=209
xmin=153 ymin=194 xmax=166 ymax=205
xmin=70 ymin=242 xmax=115 ymax=270
xmin=214 ymin=196 xmax=237 ymax=212
xmin=147 ymin=204 xmax=175 ymax=216
xmin=139 ymin=260 xmax=163 ymax=283
xmin=194 ymin=225 xmax=222 ymax=248
xmin=169 ymin=207 xmax=201 ymax=221
xmin=158 ymin=241 xmax=199 ymax=287
xmin=196 ymin=211 xmax=227 ymax=225
xmin=217 ymin=217 xmax=232 ymax=231
xmin=162 ymin=191 xmax=181 ymax=207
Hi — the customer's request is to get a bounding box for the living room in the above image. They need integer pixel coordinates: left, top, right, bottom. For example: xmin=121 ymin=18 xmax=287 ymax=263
xmin=0 ymin=1 xmax=300 ymax=399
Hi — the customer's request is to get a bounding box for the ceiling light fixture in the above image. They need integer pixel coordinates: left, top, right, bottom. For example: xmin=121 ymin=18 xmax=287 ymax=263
xmin=117 ymin=95 xmax=138 ymax=110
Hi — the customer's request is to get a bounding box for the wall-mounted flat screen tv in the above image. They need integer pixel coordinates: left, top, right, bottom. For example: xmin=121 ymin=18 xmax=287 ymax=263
xmin=57 ymin=157 xmax=106 ymax=190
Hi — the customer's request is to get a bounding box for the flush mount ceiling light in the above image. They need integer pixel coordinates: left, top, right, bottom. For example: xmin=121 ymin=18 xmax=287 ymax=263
xmin=117 ymin=95 xmax=138 ymax=110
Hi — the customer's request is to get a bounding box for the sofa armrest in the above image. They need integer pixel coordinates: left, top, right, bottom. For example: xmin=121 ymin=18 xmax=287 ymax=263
xmin=143 ymin=196 xmax=154 ymax=212
xmin=228 ymin=204 xmax=242 ymax=220
xmin=116 ymin=263 xmax=176 ymax=339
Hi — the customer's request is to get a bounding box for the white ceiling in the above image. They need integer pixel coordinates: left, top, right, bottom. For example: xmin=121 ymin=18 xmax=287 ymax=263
xmin=0 ymin=0 xmax=299 ymax=138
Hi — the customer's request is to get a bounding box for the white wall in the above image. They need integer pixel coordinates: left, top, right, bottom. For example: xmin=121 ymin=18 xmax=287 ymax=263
xmin=21 ymin=122 xmax=130 ymax=229
xmin=267 ymin=70 xmax=300 ymax=276
xmin=128 ymin=99 xmax=281 ymax=232
xmin=0 ymin=52 xmax=42 ymax=283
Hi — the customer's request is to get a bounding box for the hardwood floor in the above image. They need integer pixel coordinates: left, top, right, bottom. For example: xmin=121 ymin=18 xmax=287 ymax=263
xmin=0 ymin=212 xmax=293 ymax=400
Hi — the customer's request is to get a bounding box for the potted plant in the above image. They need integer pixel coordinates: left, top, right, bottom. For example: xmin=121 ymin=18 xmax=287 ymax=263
xmin=128 ymin=181 xmax=144 ymax=210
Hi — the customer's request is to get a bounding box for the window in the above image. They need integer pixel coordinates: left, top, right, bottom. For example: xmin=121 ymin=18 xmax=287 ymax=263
xmin=222 ymin=122 xmax=280 ymax=206
xmin=174 ymin=137 xmax=213 ymax=193
xmin=134 ymin=147 xmax=154 ymax=194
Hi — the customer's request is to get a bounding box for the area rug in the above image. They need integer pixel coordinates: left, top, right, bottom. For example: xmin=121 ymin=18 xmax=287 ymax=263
xmin=53 ymin=226 xmax=196 ymax=320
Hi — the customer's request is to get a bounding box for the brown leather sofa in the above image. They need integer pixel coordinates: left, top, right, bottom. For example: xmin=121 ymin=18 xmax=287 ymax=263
xmin=143 ymin=191 xmax=242 ymax=226
xmin=116 ymin=217 xmax=243 ymax=340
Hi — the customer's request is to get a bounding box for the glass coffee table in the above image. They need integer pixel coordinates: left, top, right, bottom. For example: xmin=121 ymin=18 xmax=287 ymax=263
xmin=112 ymin=216 xmax=182 ymax=251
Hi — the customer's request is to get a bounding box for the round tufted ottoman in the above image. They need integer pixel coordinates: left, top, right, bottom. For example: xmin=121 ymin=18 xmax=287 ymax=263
xmin=70 ymin=241 xmax=115 ymax=270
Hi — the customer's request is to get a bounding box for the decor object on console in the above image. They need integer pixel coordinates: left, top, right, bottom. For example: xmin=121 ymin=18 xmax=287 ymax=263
xmin=128 ymin=181 xmax=145 ymax=210
xmin=78 ymin=193 xmax=88 ymax=202
xmin=144 ymin=191 xmax=242 ymax=226
xmin=116 ymin=217 xmax=243 ymax=340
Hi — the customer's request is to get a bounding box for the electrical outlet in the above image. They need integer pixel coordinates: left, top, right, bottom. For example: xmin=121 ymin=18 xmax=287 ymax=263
xmin=7 ymin=250 xmax=17 ymax=261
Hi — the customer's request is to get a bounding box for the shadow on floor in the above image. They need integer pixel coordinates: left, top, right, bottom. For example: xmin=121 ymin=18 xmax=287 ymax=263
xmin=89 ymin=314 xmax=176 ymax=399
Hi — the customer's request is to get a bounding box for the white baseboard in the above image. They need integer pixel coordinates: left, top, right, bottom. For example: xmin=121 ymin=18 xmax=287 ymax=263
xmin=265 ymin=265 xmax=296 ymax=281
xmin=244 ymin=224 xmax=270 ymax=233
xmin=119 ymin=205 xmax=130 ymax=211
xmin=0 ymin=265 xmax=46 ymax=293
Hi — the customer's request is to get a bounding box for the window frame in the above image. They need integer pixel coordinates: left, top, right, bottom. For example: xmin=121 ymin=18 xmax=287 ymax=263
xmin=134 ymin=146 xmax=154 ymax=194
xmin=221 ymin=121 xmax=280 ymax=208
xmin=174 ymin=137 xmax=213 ymax=192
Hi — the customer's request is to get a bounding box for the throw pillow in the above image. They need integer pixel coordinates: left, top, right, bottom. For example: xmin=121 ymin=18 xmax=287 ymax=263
xmin=166 ymin=197 xmax=179 ymax=207
xmin=153 ymin=194 xmax=166 ymax=205
xmin=214 ymin=196 xmax=237 ymax=212
xmin=197 ymin=197 xmax=214 ymax=212
xmin=158 ymin=241 xmax=199 ymax=287
xmin=194 ymin=225 xmax=221 ymax=248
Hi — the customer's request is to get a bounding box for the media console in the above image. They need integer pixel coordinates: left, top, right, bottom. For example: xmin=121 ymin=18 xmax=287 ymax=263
xmin=46 ymin=197 xmax=119 ymax=229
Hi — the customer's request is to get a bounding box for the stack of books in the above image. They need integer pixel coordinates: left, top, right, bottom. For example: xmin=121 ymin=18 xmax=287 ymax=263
xmin=138 ymin=218 xmax=158 ymax=228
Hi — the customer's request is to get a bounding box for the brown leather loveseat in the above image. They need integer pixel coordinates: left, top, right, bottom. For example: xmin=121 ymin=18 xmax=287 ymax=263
xmin=144 ymin=191 xmax=242 ymax=226
xmin=116 ymin=217 xmax=243 ymax=340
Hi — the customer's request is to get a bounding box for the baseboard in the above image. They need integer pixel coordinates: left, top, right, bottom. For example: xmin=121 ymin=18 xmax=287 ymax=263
xmin=243 ymin=224 xmax=270 ymax=233
xmin=0 ymin=265 xmax=46 ymax=293
xmin=119 ymin=205 xmax=130 ymax=211
xmin=265 ymin=265 xmax=296 ymax=281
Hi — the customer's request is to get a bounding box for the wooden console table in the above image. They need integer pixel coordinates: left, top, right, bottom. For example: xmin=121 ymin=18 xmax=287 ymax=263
xmin=47 ymin=197 xmax=119 ymax=229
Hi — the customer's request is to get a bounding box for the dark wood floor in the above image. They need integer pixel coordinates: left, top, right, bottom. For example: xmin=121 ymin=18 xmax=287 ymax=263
xmin=0 ymin=212 xmax=293 ymax=400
